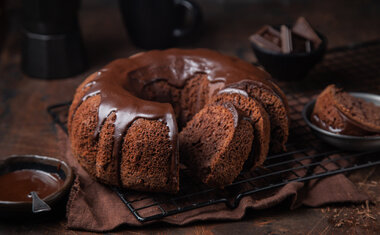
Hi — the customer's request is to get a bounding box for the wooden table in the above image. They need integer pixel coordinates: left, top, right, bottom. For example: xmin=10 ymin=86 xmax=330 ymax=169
xmin=1 ymin=0 xmax=379 ymax=234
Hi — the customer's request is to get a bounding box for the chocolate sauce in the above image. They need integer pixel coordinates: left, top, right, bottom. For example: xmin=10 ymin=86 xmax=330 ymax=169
xmin=69 ymin=49 xmax=288 ymax=185
xmin=0 ymin=170 xmax=63 ymax=202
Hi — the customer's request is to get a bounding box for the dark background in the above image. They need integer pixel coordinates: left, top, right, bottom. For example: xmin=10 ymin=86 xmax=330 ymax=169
xmin=0 ymin=0 xmax=380 ymax=234
xmin=2 ymin=0 xmax=380 ymax=67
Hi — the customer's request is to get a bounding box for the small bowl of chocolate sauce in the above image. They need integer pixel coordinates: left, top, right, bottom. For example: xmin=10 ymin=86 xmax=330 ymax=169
xmin=0 ymin=155 xmax=74 ymax=218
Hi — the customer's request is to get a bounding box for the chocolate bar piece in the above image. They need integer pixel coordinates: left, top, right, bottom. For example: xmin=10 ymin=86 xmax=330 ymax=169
xmin=280 ymin=25 xmax=292 ymax=53
xmin=292 ymin=17 xmax=322 ymax=48
xmin=249 ymin=34 xmax=282 ymax=52
xmin=292 ymin=33 xmax=313 ymax=53
xmin=256 ymin=25 xmax=281 ymax=47
xmin=250 ymin=17 xmax=320 ymax=54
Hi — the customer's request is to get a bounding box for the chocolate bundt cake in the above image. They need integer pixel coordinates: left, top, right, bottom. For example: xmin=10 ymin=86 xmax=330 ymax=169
xmin=68 ymin=48 xmax=289 ymax=193
xmin=312 ymin=85 xmax=380 ymax=136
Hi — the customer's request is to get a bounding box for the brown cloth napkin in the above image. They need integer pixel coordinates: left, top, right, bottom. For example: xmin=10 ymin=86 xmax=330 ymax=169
xmin=61 ymin=134 xmax=369 ymax=232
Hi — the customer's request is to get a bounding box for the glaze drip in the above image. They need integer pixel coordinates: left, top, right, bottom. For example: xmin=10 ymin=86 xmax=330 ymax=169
xmin=80 ymin=69 xmax=178 ymax=185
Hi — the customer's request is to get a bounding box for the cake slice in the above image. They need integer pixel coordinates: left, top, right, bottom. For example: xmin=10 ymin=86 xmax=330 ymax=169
xmin=179 ymin=73 xmax=211 ymax=127
xmin=120 ymin=118 xmax=179 ymax=193
xmin=312 ymin=85 xmax=380 ymax=136
xmin=228 ymin=80 xmax=289 ymax=153
xmin=179 ymin=103 xmax=254 ymax=187
xmin=210 ymin=89 xmax=270 ymax=169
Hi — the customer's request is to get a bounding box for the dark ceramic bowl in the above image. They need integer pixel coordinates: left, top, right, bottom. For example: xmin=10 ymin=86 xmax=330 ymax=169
xmin=0 ymin=155 xmax=74 ymax=218
xmin=250 ymin=25 xmax=327 ymax=81
xmin=302 ymin=92 xmax=380 ymax=151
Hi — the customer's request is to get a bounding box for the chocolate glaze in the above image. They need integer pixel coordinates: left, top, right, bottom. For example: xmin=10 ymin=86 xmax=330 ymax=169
xmin=70 ymin=49 xmax=286 ymax=185
xmin=78 ymin=68 xmax=178 ymax=185
xmin=218 ymin=87 xmax=250 ymax=98
xmin=0 ymin=170 xmax=63 ymax=202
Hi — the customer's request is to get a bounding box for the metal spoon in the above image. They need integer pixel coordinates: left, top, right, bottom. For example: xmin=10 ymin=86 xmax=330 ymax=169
xmin=29 ymin=191 xmax=51 ymax=213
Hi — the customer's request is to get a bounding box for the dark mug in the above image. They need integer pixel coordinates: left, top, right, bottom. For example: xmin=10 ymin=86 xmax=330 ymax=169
xmin=21 ymin=0 xmax=86 ymax=79
xmin=119 ymin=0 xmax=202 ymax=49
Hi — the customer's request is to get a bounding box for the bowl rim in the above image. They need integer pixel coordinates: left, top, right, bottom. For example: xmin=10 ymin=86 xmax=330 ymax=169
xmin=302 ymin=92 xmax=380 ymax=141
xmin=249 ymin=24 xmax=327 ymax=57
xmin=0 ymin=155 xmax=74 ymax=205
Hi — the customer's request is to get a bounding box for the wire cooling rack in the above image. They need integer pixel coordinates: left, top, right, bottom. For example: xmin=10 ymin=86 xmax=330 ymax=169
xmin=48 ymin=40 xmax=380 ymax=222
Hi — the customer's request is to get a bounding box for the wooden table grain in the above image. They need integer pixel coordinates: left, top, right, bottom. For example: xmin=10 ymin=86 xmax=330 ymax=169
xmin=0 ymin=0 xmax=379 ymax=234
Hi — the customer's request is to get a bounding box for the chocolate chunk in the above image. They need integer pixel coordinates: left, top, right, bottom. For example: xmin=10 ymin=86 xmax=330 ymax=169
xmin=292 ymin=17 xmax=322 ymax=48
xmin=292 ymin=33 xmax=306 ymax=53
xmin=280 ymin=25 xmax=292 ymax=53
xmin=249 ymin=34 xmax=282 ymax=52
xmin=257 ymin=25 xmax=281 ymax=47
xmin=291 ymin=34 xmax=314 ymax=53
